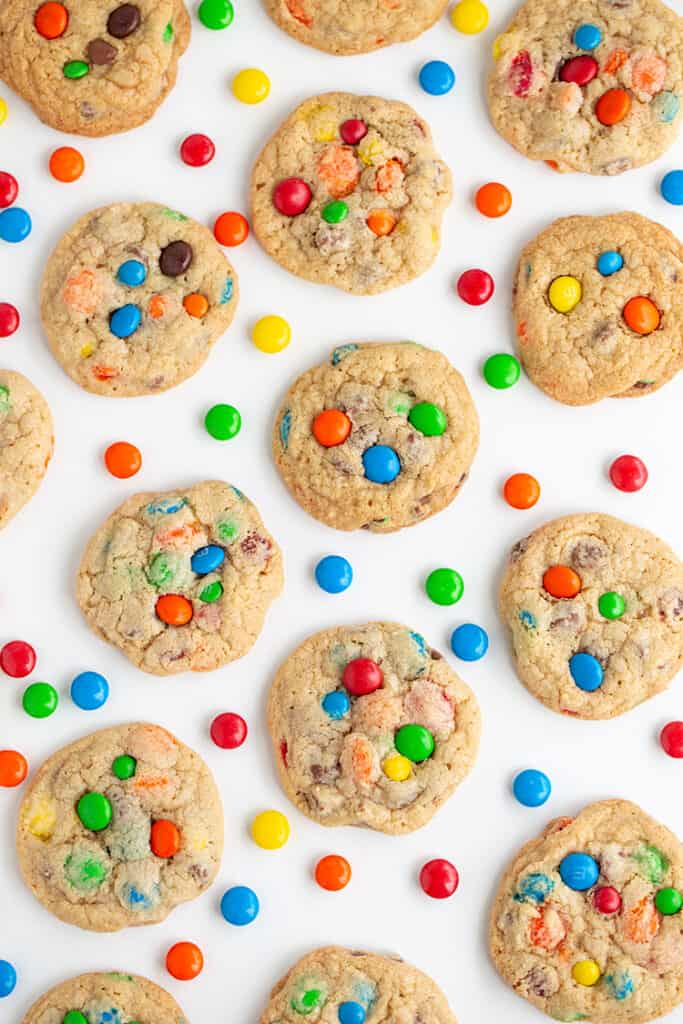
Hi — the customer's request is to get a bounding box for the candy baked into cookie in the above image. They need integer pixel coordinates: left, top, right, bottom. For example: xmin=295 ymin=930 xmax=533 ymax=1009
xmin=500 ymin=513 xmax=683 ymax=719
xmin=268 ymin=622 xmax=481 ymax=834
xmin=251 ymin=93 xmax=452 ymax=295
xmin=262 ymin=0 xmax=449 ymax=55
xmin=23 ymin=972 xmax=188 ymax=1024
xmin=490 ymin=800 xmax=683 ymax=1024
xmin=17 ymin=723 xmax=223 ymax=931
xmin=0 ymin=1 xmax=190 ymax=136
xmin=487 ymin=0 xmax=683 ymax=174
xmin=0 ymin=369 xmax=53 ymax=531
xmin=273 ymin=342 xmax=478 ymax=532
xmin=514 ymin=213 xmax=683 ymax=405
xmin=41 ymin=202 xmax=238 ymax=397
xmin=77 ymin=481 xmax=283 ymax=675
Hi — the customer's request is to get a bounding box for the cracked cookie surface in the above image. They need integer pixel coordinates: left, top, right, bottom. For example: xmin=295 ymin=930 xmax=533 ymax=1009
xmin=487 ymin=0 xmax=683 ymax=175
xmin=0 ymin=1 xmax=190 ymax=136
xmin=490 ymin=800 xmax=683 ymax=1024
xmin=17 ymin=723 xmax=223 ymax=932
xmin=23 ymin=972 xmax=188 ymax=1024
xmin=499 ymin=513 xmax=683 ymax=719
xmin=76 ymin=480 xmax=283 ymax=675
xmin=251 ymin=93 xmax=452 ymax=295
xmin=0 ymin=369 xmax=53 ymax=531
xmin=267 ymin=622 xmax=481 ymax=834
xmin=273 ymin=342 xmax=478 ymax=533
xmin=41 ymin=202 xmax=238 ymax=397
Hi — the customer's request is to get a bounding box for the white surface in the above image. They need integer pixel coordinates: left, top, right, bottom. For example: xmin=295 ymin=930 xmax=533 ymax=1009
xmin=1 ymin=2 xmax=683 ymax=1022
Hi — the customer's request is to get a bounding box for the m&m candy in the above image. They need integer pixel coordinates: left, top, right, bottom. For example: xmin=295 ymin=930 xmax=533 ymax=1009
xmin=573 ymin=23 xmax=602 ymax=49
xmin=339 ymin=1003 xmax=366 ymax=1024
xmin=343 ymin=658 xmax=382 ymax=696
xmin=596 ymin=88 xmax=631 ymax=125
xmin=315 ymin=854 xmax=351 ymax=891
xmin=70 ymin=671 xmax=109 ymax=710
xmin=457 ymin=268 xmax=494 ymax=305
xmin=315 ymin=555 xmax=353 ymax=594
xmin=419 ymin=60 xmax=455 ymax=96
xmin=322 ymin=201 xmax=349 ymax=224
xmin=548 ymin=276 xmax=581 ymax=313
xmin=0 ymin=750 xmax=28 ymax=788
xmin=609 ymin=454 xmax=648 ymax=492
xmin=559 ymin=852 xmax=599 ymax=890
xmin=660 ymin=721 xmax=683 ymax=758
xmin=49 ymin=147 xmax=84 ymax=182
xmin=395 ymin=724 xmax=435 ymax=762
xmin=151 ymin=819 xmax=181 ymax=858
xmin=312 ymin=409 xmax=351 ymax=447
xmin=0 ymin=302 xmax=19 ymax=338
xmin=572 ymin=960 xmax=601 ymax=987
xmin=623 ymin=296 xmax=660 ymax=335
xmin=273 ymin=178 xmax=312 ymax=217
xmin=104 ymin=441 xmax=142 ymax=479
xmin=191 ymin=544 xmax=225 ymax=575
xmin=0 ymin=640 xmax=36 ymax=677
xmin=408 ymin=402 xmax=446 ymax=436
xmin=214 ymin=211 xmax=249 ymax=246
xmin=367 ymin=210 xmax=396 ymax=237
xmin=0 ymin=172 xmax=18 ymax=208
xmin=117 ymin=260 xmax=147 ymax=287
xmin=593 ymin=886 xmax=622 ymax=915
xmin=503 ymin=472 xmax=540 ymax=509
xmin=362 ymin=445 xmax=400 ymax=484
xmin=475 ymin=181 xmax=511 ymax=218
xmin=22 ymin=682 xmax=58 ymax=718
xmin=166 ymin=941 xmax=204 ymax=979
xmin=63 ymin=60 xmax=89 ymax=79
xmin=184 ymin=293 xmax=209 ymax=317
xmin=425 ymin=568 xmax=464 ymax=606
xmin=598 ymin=591 xmax=625 ymax=619
xmin=543 ymin=565 xmax=581 ymax=599
xmin=483 ymin=353 xmax=520 ymax=389
xmin=340 ymin=119 xmax=368 ymax=145
xmin=180 ymin=133 xmax=215 ymax=167
xmin=560 ymin=56 xmax=597 ymax=86
xmin=451 ymin=0 xmax=488 ymax=34
xmin=251 ymin=810 xmax=290 ymax=850
xmin=198 ymin=0 xmax=234 ymax=29
xmin=655 ymin=887 xmax=683 ymax=915
xmin=34 ymin=2 xmax=68 ymax=38
xmin=221 ymin=885 xmax=260 ymax=925
xmin=661 ymin=169 xmax=683 ymax=206
xmin=156 ymin=594 xmax=193 ymax=626
xmin=419 ymin=858 xmax=459 ymax=898
xmin=569 ymin=652 xmax=603 ymax=691
xmin=210 ymin=712 xmax=248 ymax=749
xmin=0 ymin=960 xmax=17 ymax=998
xmin=110 ymin=304 xmax=141 ymax=339
xmin=204 ymin=403 xmax=242 ymax=440
xmin=77 ymin=792 xmax=112 ymax=831
xmin=322 ymin=691 xmax=351 ymax=720
xmin=451 ymin=623 xmax=488 ymax=661
xmin=0 ymin=207 xmax=31 ymax=243
xmin=513 ymin=769 xmax=551 ymax=807
xmin=112 ymin=754 xmax=137 ymax=780
xmin=382 ymin=754 xmax=411 ymax=781
xmin=232 ymin=68 xmax=270 ymax=104
xmin=597 ymin=251 xmax=623 ymax=276
xmin=252 ymin=315 xmax=291 ymax=354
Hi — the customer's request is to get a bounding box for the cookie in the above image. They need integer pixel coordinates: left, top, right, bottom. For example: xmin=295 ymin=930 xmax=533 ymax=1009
xmin=251 ymin=93 xmax=452 ymax=295
xmin=499 ymin=513 xmax=683 ymax=719
xmin=76 ymin=480 xmax=283 ymax=675
xmin=23 ymin=972 xmax=187 ymax=1024
xmin=41 ymin=202 xmax=239 ymax=397
xmin=262 ymin=0 xmax=448 ymax=55
xmin=489 ymin=799 xmax=683 ymax=1024
xmin=0 ymin=1 xmax=190 ymax=136
xmin=487 ymin=0 xmax=683 ymax=175
xmin=273 ymin=342 xmax=478 ymax=533
xmin=0 ymin=369 xmax=53 ymax=530
xmin=261 ymin=947 xmax=458 ymax=1024
xmin=17 ymin=723 xmax=223 ymax=932
xmin=514 ymin=213 xmax=683 ymax=405
xmin=267 ymin=622 xmax=481 ymax=834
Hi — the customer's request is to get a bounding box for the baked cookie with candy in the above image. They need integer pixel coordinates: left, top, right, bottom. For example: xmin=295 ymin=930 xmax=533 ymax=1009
xmin=41 ymin=202 xmax=238 ymax=397
xmin=487 ymin=0 xmax=683 ymax=174
xmin=17 ymin=724 xmax=223 ymax=931
xmin=0 ymin=369 xmax=53 ymax=531
xmin=262 ymin=0 xmax=448 ymax=55
xmin=268 ymin=622 xmax=481 ymax=834
xmin=273 ymin=342 xmax=478 ymax=533
xmin=514 ymin=213 xmax=683 ymax=405
xmin=490 ymin=800 xmax=683 ymax=1024
xmin=251 ymin=93 xmax=452 ymax=295
xmin=499 ymin=513 xmax=683 ymax=719
xmin=23 ymin=972 xmax=187 ymax=1024
xmin=0 ymin=1 xmax=190 ymax=136
xmin=76 ymin=480 xmax=283 ymax=675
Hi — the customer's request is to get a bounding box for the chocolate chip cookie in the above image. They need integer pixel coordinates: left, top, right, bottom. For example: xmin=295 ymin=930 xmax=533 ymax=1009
xmin=0 ymin=369 xmax=53 ymax=530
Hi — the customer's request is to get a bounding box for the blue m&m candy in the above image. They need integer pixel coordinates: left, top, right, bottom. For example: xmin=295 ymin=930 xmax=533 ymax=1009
xmin=451 ymin=623 xmax=488 ymax=661
xmin=513 ymin=769 xmax=551 ymax=807
xmin=117 ymin=259 xmax=147 ymax=287
xmin=191 ymin=544 xmax=225 ymax=575
xmin=362 ymin=445 xmax=400 ymax=484
xmin=419 ymin=60 xmax=455 ymax=96
xmin=573 ymin=23 xmax=602 ymax=50
xmin=315 ymin=555 xmax=353 ymax=594
xmin=0 ymin=960 xmax=16 ymax=998
xmin=661 ymin=170 xmax=683 ymax=206
xmin=597 ymin=251 xmax=623 ymax=276
xmin=110 ymin=304 xmax=141 ymax=338
xmin=70 ymin=670 xmax=109 ymax=710
xmin=569 ymin=652 xmax=603 ymax=691
xmin=339 ymin=1003 xmax=366 ymax=1024
xmin=322 ymin=691 xmax=350 ymax=720
xmin=559 ymin=852 xmax=599 ymax=891
xmin=221 ymin=885 xmax=259 ymax=926
xmin=0 ymin=207 xmax=31 ymax=243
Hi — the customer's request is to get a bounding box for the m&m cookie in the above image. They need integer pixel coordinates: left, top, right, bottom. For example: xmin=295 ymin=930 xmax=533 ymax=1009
xmin=490 ymin=800 xmax=683 ymax=1023
xmin=0 ymin=2 xmax=190 ymax=136
xmin=267 ymin=622 xmax=481 ymax=834
xmin=16 ymin=724 xmax=223 ymax=931
xmin=499 ymin=513 xmax=683 ymax=718
xmin=514 ymin=213 xmax=683 ymax=404
xmin=40 ymin=203 xmax=239 ymax=396
xmin=0 ymin=370 xmax=53 ymax=531
xmin=23 ymin=972 xmax=187 ymax=1024
xmin=251 ymin=93 xmax=452 ymax=294
xmin=76 ymin=481 xmax=283 ymax=674
xmin=273 ymin=342 xmax=478 ymax=532
xmin=488 ymin=0 xmax=683 ymax=174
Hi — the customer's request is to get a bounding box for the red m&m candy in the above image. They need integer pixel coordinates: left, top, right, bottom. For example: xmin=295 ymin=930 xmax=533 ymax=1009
xmin=0 ymin=640 xmax=36 ymax=678
xmin=0 ymin=172 xmax=18 ymax=209
xmin=210 ymin=712 xmax=248 ymax=749
xmin=609 ymin=454 xmax=648 ymax=492
xmin=340 ymin=119 xmax=368 ymax=145
xmin=457 ymin=268 xmax=494 ymax=306
xmin=273 ymin=178 xmax=312 ymax=217
xmin=0 ymin=302 xmax=19 ymax=338
xmin=420 ymin=858 xmax=459 ymax=899
xmin=342 ymin=658 xmax=383 ymax=696
xmin=593 ymin=886 xmax=622 ymax=914
xmin=661 ymin=721 xmax=683 ymax=758
xmin=180 ymin=133 xmax=216 ymax=167
xmin=560 ymin=56 xmax=598 ymax=85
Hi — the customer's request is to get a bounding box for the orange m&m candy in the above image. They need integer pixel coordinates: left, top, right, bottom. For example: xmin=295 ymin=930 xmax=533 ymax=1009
xmin=151 ymin=819 xmax=181 ymax=858
xmin=475 ymin=182 xmax=512 ymax=218
xmin=0 ymin=749 xmax=28 ymax=788
xmin=503 ymin=472 xmax=540 ymax=509
xmin=166 ymin=941 xmax=203 ymax=981
xmin=623 ymin=296 xmax=660 ymax=335
xmin=35 ymin=2 xmax=68 ymax=38
xmin=315 ymin=854 xmax=352 ymax=891
xmin=543 ymin=565 xmax=582 ymax=599
xmin=214 ymin=211 xmax=249 ymax=247
xmin=156 ymin=594 xmax=193 ymax=626
xmin=312 ymin=409 xmax=351 ymax=448
xmin=104 ymin=441 xmax=142 ymax=479
xmin=367 ymin=209 xmax=396 ymax=237
xmin=49 ymin=146 xmax=84 ymax=183
xmin=183 ymin=293 xmax=209 ymax=319
xmin=595 ymin=88 xmax=631 ymax=126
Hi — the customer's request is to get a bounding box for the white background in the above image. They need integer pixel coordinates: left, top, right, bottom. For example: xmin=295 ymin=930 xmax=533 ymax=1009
xmin=1 ymin=1 xmax=683 ymax=1021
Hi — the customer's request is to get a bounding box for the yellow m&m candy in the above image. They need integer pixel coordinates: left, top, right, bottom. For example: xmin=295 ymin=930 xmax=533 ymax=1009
xmin=0 ymin=98 xmax=7 ymax=126
xmin=451 ymin=0 xmax=489 ymax=34
xmin=572 ymin=960 xmax=601 ymax=987
xmin=232 ymin=68 xmax=270 ymax=104
xmin=252 ymin=315 xmax=291 ymax=354
xmin=382 ymin=754 xmax=412 ymax=782
xmin=548 ymin=275 xmax=582 ymax=313
xmin=251 ymin=810 xmax=290 ymax=849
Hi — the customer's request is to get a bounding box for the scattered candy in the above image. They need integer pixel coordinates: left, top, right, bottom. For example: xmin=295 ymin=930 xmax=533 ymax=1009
xmin=273 ymin=178 xmax=312 ymax=217
xmin=104 ymin=441 xmax=142 ymax=479
xmin=214 ymin=211 xmax=249 ymax=246
xmin=475 ymin=181 xmax=511 ymax=218
xmin=338 ymin=1002 xmax=366 ymax=1024
xmin=573 ymin=23 xmax=602 ymax=49
xmin=419 ymin=858 xmax=459 ymax=898
xmin=180 ymin=133 xmax=215 ymax=167
xmin=252 ymin=315 xmax=291 ymax=354
xmin=0 ymin=302 xmax=19 ymax=338
xmin=560 ymin=55 xmax=597 ymax=85
xmin=232 ymin=68 xmax=270 ymax=104
xmin=503 ymin=472 xmax=540 ymax=509
xmin=22 ymin=681 xmax=58 ymax=719
xmin=661 ymin=169 xmax=683 ymax=206
xmin=0 ymin=960 xmax=16 ymax=998
xmin=609 ymin=454 xmax=648 ymax=492
xmin=395 ymin=724 xmax=435 ymax=763
xmin=49 ymin=146 xmax=84 ymax=183
xmin=483 ymin=353 xmax=520 ymax=389
xmin=151 ymin=819 xmax=181 ymax=858
xmin=660 ymin=721 xmax=683 ymax=758
xmin=252 ymin=810 xmax=290 ymax=850
xmin=419 ymin=60 xmax=455 ymax=96
xmin=362 ymin=444 xmax=400 ymax=484
xmin=340 ymin=119 xmax=368 ymax=145
xmin=204 ymin=403 xmax=242 ymax=440
xmin=0 ymin=640 xmax=36 ymax=677
xmin=408 ymin=402 xmax=447 ymax=436
xmin=117 ymin=259 xmax=147 ymax=287
xmin=569 ymin=652 xmax=603 ymax=691
xmin=221 ymin=885 xmax=260 ymax=925
xmin=513 ymin=769 xmax=551 ymax=807
xmin=451 ymin=623 xmax=489 ymax=661
xmin=313 ymin=409 xmax=351 ymax=447
xmin=70 ymin=670 xmax=109 ymax=710
xmin=35 ymin=2 xmax=68 ymax=38
xmin=457 ymin=268 xmax=494 ymax=305
xmin=0 ymin=207 xmax=31 ymax=243
xmin=0 ymin=99 xmax=6 ymax=127
xmin=210 ymin=712 xmax=248 ymax=749
xmin=0 ymin=172 xmax=18 ymax=208
xmin=315 ymin=854 xmax=351 ymax=891
xmin=77 ymin=791 xmax=112 ymax=831
xmin=0 ymin=749 xmax=28 ymax=788
xmin=156 ymin=594 xmax=193 ymax=627
xmin=198 ymin=0 xmax=234 ymax=29
xmin=166 ymin=941 xmax=204 ymax=979
xmin=572 ymin=959 xmax=601 ymax=987
xmin=655 ymin=887 xmax=683 ymax=915
xmin=382 ymin=753 xmax=412 ymax=781
xmin=451 ymin=0 xmax=489 ymax=34
xmin=543 ymin=565 xmax=581 ymax=599
xmin=342 ymin=658 xmax=382 ymax=696
xmin=598 ymin=591 xmax=625 ymax=620
xmin=112 ymin=754 xmax=136 ymax=780
xmin=110 ymin=304 xmax=141 ymax=339
xmin=425 ymin=568 xmax=464 ymax=606
xmin=597 ymin=250 xmax=623 ymax=276
xmin=322 ymin=691 xmax=351 ymax=720
xmin=593 ymin=885 xmax=622 ymax=915
xmin=559 ymin=852 xmax=599 ymax=891
xmin=623 ymin=295 xmax=660 ymax=335
xmin=548 ymin=275 xmax=581 ymax=313
xmin=315 ymin=555 xmax=353 ymax=594
xmin=596 ymin=88 xmax=631 ymax=126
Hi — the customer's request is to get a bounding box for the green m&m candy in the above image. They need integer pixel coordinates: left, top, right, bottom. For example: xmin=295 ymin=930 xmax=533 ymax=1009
xmin=655 ymin=887 xmax=683 ymax=915
xmin=112 ymin=754 xmax=137 ymax=780
xmin=199 ymin=580 xmax=223 ymax=603
xmin=77 ymin=792 xmax=112 ymax=832
xmin=483 ymin=353 xmax=521 ymax=390
xmin=291 ymin=988 xmax=326 ymax=1015
xmin=205 ymin=403 xmax=241 ymax=440
xmin=425 ymin=568 xmax=464 ymax=606
xmin=598 ymin=591 xmax=626 ymax=620
xmin=322 ymin=200 xmax=349 ymax=225
xmin=63 ymin=61 xmax=89 ymax=79
xmin=408 ymin=401 xmax=447 ymax=436
xmin=22 ymin=682 xmax=58 ymax=719
xmin=198 ymin=0 xmax=234 ymax=29
xmin=395 ymin=724 xmax=435 ymax=763
xmin=64 ymin=1012 xmax=89 ymax=1024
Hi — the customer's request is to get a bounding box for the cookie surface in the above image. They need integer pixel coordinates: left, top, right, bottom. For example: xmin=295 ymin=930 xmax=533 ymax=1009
xmin=261 ymin=947 xmax=457 ymax=1024
xmin=41 ymin=202 xmax=239 ymax=397
xmin=23 ymin=972 xmax=187 ymax=1024
xmin=76 ymin=480 xmax=283 ymax=675
xmin=251 ymin=93 xmax=452 ymax=295
xmin=273 ymin=342 xmax=478 ymax=533
xmin=487 ymin=0 xmax=683 ymax=174
xmin=263 ymin=0 xmax=448 ymax=55
xmin=490 ymin=800 xmax=683 ymax=1024
xmin=17 ymin=723 xmax=223 ymax=932
xmin=0 ymin=369 xmax=53 ymax=530
xmin=514 ymin=214 xmax=683 ymax=405
xmin=500 ymin=513 xmax=683 ymax=719
xmin=268 ymin=622 xmax=481 ymax=834
xmin=0 ymin=1 xmax=190 ymax=136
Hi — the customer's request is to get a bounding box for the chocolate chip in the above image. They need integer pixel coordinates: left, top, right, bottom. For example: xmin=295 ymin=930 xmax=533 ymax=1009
xmin=509 ymin=536 xmax=530 ymax=562
xmin=87 ymin=38 xmax=117 ymax=64
xmin=430 ymin=648 xmax=443 ymax=660
xmin=658 ymin=587 xmax=683 ymax=621
xmin=159 ymin=240 xmax=193 ymax=277
xmin=570 ymin=538 xmax=609 ymax=571
xmin=107 ymin=3 xmax=141 ymax=38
